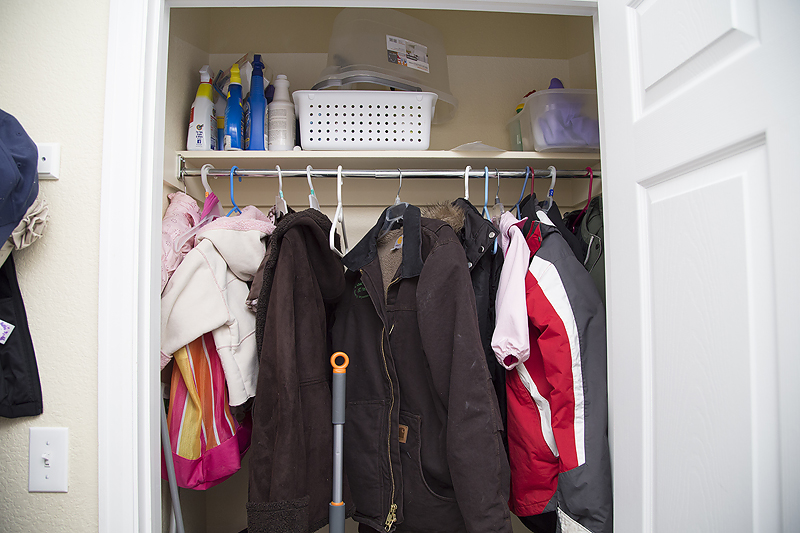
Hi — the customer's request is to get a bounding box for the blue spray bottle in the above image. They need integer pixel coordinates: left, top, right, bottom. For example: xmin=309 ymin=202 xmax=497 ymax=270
xmin=223 ymin=63 xmax=244 ymax=150
xmin=245 ymin=55 xmax=268 ymax=150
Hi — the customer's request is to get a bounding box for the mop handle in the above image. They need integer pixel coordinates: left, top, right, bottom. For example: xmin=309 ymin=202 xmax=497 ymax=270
xmin=330 ymin=352 xmax=349 ymax=533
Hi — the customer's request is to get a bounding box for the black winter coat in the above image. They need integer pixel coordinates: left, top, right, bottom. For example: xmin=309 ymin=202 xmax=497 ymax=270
xmin=249 ymin=209 xmax=353 ymax=533
xmin=332 ymin=205 xmax=512 ymax=533
xmin=423 ymin=199 xmax=506 ymax=430
xmin=0 ymin=255 xmax=42 ymax=418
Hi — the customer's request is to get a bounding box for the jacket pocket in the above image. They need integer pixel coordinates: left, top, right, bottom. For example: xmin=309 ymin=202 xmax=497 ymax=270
xmin=344 ymin=400 xmax=388 ymax=525
xmin=398 ymin=411 xmax=465 ymax=532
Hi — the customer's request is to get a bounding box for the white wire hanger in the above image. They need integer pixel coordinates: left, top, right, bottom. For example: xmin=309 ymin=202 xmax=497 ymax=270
xmin=172 ymin=164 xmax=221 ymax=253
xmin=329 ymin=165 xmax=348 ymax=257
xmin=480 ymin=167 xmax=499 ymax=254
xmin=482 ymin=166 xmax=491 ymax=219
xmin=491 ymin=169 xmax=505 ymax=219
xmin=306 ymin=165 xmax=321 ymax=211
xmin=275 ymin=165 xmax=288 ymax=216
xmin=463 ymin=165 xmax=472 ymax=201
xmin=201 ymin=163 xmax=213 ymax=199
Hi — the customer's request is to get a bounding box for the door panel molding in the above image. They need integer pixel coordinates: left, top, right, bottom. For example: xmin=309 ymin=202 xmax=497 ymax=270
xmin=630 ymin=0 xmax=760 ymax=114
xmin=635 ymin=142 xmax=780 ymax=532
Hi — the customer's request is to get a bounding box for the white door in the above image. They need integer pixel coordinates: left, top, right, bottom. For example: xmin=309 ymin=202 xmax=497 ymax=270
xmin=596 ymin=1 xmax=799 ymax=531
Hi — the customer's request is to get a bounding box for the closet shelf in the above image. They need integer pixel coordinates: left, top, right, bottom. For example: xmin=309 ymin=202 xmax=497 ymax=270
xmin=174 ymin=150 xmax=601 ymax=180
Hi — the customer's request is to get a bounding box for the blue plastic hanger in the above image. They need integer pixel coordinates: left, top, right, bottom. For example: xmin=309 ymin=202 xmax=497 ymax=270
xmin=227 ymin=166 xmax=242 ymax=216
xmin=514 ymin=166 xmax=531 ymax=218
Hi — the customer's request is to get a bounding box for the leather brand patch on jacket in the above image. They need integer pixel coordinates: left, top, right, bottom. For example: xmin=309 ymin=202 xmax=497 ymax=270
xmin=398 ymin=424 xmax=408 ymax=444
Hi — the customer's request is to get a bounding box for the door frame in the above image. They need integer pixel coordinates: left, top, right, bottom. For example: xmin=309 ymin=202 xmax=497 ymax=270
xmin=98 ymin=1 xmax=602 ymax=531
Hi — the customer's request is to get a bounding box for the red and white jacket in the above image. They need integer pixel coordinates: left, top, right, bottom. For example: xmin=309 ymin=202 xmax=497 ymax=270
xmin=502 ymin=208 xmax=613 ymax=533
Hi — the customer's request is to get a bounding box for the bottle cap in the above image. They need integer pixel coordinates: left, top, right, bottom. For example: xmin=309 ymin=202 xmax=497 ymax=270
xmin=230 ymin=63 xmax=242 ymax=85
xmin=253 ymin=54 xmax=264 ymax=73
xmin=200 ymin=65 xmax=213 ymax=83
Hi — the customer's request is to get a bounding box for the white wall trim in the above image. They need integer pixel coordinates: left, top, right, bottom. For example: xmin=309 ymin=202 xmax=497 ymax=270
xmin=165 ymin=0 xmax=597 ymax=15
xmin=98 ymin=0 xmax=165 ymax=531
xmin=97 ymin=1 xmax=598 ymax=531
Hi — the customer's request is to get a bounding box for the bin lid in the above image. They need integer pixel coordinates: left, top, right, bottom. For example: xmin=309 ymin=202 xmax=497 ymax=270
xmin=312 ymin=73 xmax=457 ymax=124
xmin=312 ymin=8 xmax=458 ymax=124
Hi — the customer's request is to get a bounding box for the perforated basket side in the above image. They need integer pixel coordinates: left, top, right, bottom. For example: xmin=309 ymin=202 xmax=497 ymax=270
xmin=293 ymin=91 xmax=437 ymax=150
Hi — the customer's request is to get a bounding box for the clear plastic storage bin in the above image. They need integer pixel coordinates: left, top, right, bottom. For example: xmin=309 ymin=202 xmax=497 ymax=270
xmin=311 ymin=8 xmax=457 ymax=124
xmin=515 ymin=89 xmax=600 ymax=152
xmin=507 ymin=114 xmax=523 ymax=151
xmin=294 ymin=90 xmax=438 ymax=150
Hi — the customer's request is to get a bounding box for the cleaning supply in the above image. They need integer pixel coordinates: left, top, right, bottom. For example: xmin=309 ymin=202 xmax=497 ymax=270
xmin=268 ymin=74 xmax=295 ymax=151
xmin=214 ymin=90 xmax=226 ymax=151
xmin=223 ymin=63 xmax=244 ymax=151
xmin=186 ymin=66 xmax=217 ymax=151
xmin=245 ymin=55 xmax=268 ymax=150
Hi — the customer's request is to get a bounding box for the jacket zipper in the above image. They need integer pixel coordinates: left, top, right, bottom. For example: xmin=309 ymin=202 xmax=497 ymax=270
xmin=379 ymin=323 xmax=396 ymax=531
xmin=383 ymin=276 xmax=402 ymax=531
xmin=363 ymin=269 xmax=399 ymax=531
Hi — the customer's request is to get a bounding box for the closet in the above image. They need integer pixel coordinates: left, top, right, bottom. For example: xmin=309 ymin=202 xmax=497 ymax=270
xmin=132 ymin=1 xmax=794 ymax=532
xmin=161 ymin=7 xmax=601 ymax=532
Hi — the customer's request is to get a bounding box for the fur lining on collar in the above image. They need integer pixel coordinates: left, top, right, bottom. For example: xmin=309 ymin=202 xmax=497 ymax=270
xmin=421 ymin=201 xmax=464 ymax=233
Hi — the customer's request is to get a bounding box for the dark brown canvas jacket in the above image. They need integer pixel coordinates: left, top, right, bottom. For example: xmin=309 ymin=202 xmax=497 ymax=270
xmin=333 ymin=205 xmax=512 ymax=533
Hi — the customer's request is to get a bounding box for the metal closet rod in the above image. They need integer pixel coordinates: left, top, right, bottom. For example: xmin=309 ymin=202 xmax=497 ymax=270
xmin=180 ymin=167 xmax=599 ymax=180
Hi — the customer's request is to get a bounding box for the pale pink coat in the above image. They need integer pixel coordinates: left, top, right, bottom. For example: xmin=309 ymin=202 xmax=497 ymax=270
xmin=491 ymin=211 xmax=531 ymax=369
xmin=161 ymin=192 xmax=202 ymax=293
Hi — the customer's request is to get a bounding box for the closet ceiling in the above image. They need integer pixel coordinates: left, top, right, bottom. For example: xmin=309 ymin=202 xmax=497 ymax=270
xmin=170 ymin=7 xmax=595 ymax=59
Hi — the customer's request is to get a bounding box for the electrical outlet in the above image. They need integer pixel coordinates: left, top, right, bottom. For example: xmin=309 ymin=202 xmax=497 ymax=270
xmin=35 ymin=142 xmax=60 ymax=180
xmin=29 ymin=427 xmax=68 ymax=492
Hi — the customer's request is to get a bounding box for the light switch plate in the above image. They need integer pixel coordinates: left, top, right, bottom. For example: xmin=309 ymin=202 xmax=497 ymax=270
xmin=35 ymin=142 xmax=60 ymax=180
xmin=29 ymin=427 xmax=68 ymax=492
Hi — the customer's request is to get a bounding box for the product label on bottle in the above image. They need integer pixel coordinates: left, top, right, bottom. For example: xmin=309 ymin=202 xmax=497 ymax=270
xmin=264 ymin=106 xmax=269 ymax=150
xmin=192 ymin=123 xmax=206 ymax=148
xmin=243 ymin=99 xmax=251 ymax=149
xmin=386 ymin=35 xmax=429 ymax=74
xmin=210 ymin=113 xmax=217 ymax=150
xmin=268 ymin=107 xmax=294 ymax=149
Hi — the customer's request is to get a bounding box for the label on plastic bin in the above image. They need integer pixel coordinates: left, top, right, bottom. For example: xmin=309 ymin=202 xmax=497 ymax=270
xmin=387 ymin=35 xmax=429 ymax=74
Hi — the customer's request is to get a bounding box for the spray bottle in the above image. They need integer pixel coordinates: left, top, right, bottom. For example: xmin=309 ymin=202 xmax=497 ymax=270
xmin=268 ymin=74 xmax=295 ymax=151
xmin=223 ymin=63 xmax=244 ymax=150
xmin=186 ymin=65 xmax=217 ymax=151
xmin=245 ymin=55 xmax=268 ymax=150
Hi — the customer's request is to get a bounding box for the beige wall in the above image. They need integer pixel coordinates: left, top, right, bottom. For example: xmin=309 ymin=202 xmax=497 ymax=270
xmin=0 ymin=0 xmax=109 ymax=531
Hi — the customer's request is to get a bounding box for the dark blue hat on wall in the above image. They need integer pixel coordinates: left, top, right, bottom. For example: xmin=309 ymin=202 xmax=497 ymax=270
xmin=0 ymin=109 xmax=39 ymax=245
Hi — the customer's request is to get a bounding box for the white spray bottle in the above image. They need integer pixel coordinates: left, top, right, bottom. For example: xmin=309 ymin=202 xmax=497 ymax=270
xmin=186 ymin=65 xmax=217 ymax=151
xmin=268 ymin=74 xmax=295 ymax=151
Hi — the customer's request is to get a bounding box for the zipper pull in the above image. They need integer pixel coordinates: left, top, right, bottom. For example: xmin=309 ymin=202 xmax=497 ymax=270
xmin=384 ymin=503 xmax=397 ymax=531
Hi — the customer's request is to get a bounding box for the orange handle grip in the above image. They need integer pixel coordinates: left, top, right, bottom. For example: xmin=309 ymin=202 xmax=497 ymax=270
xmin=331 ymin=352 xmax=349 ymax=373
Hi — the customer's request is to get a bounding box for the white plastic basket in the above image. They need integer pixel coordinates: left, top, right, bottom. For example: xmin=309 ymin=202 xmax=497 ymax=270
xmin=293 ymin=90 xmax=438 ymax=150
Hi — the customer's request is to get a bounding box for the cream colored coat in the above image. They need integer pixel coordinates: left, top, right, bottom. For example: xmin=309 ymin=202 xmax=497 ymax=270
xmin=161 ymin=207 xmax=273 ymax=407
